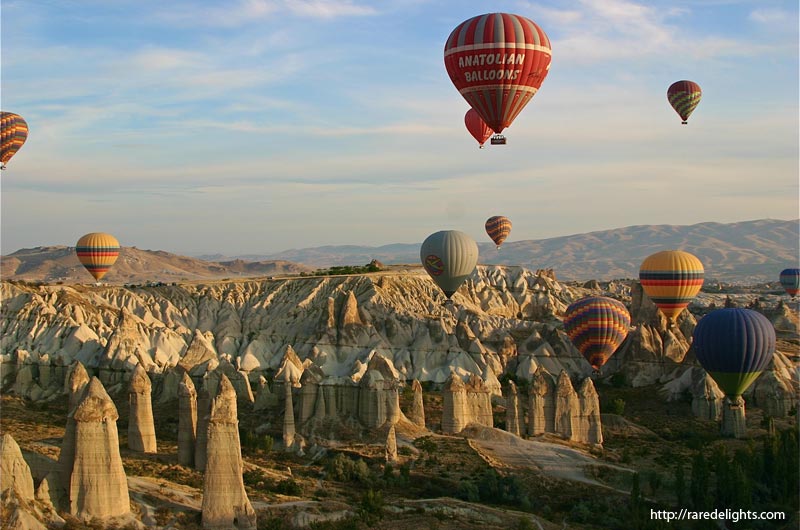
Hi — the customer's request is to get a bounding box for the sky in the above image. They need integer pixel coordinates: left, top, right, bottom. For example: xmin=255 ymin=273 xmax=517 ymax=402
xmin=1 ymin=0 xmax=798 ymax=256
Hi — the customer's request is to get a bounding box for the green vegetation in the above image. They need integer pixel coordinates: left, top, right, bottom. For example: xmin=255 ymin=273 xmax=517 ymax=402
xmin=300 ymin=262 xmax=383 ymax=277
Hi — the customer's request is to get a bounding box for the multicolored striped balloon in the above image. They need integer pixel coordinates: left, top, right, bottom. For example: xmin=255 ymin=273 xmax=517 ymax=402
xmin=1 ymin=112 xmax=29 ymax=168
xmin=639 ymin=250 xmax=704 ymax=324
xmin=693 ymin=308 xmax=775 ymax=398
xmin=563 ymin=296 xmax=631 ymax=370
xmin=485 ymin=216 xmax=512 ymax=248
xmin=465 ymin=108 xmax=493 ymax=148
xmin=667 ymin=80 xmax=702 ymax=124
xmin=445 ymin=13 xmax=552 ymax=134
xmin=76 ymin=232 xmax=120 ymax=281
xmin=779 ymin=268 xmax=799 ymax=297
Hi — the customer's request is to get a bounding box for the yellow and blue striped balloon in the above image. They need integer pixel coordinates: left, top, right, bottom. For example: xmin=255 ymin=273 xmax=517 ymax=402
xmin=639 ymin=250 xmax=704 ymax=324
xmin=76 ymin=232 xmax=120 ymax=281
xmin=564 ymin=296 xmax=631 ymax=370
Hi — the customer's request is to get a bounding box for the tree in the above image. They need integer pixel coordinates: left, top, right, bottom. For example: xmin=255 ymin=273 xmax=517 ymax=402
xmin=673 ymin=463 xmax=686 ymax=507
xmin=690 ymin=452 xmax=711 ymax=510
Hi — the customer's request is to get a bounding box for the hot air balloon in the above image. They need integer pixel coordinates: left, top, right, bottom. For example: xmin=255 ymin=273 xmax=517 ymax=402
xmin=563 ymin=296 xmax=631 ymax=371
xmin=465 ymin=108 xmax=493 ymax=148
xmin=692 ymin=308 xmax=775 ymax=398
xmin=485 ymin=216 xmax=512 ymax=248
xmin=444 ymin=13 xmax=552 ymax=138
xmin=1 ymin=112 xmax=29 ymax=169
xmin=667 ymin=80 xmax=701 ymax=124
xmin=420 ymin=230 xmax=478 ymax=301
xmin=76 ymin=232 xmax=120 ymax=282
xmin=779 ymin=268 xmax=799 ymax=298
xmin=639 ymin=250 xmax=704 ymax=324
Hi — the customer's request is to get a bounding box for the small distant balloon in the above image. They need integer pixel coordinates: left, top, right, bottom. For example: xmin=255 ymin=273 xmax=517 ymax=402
xmin=76 ymin=232 xmax=120 ymax=281
xmin=420 ymin=230 xmax=478 ymax=301
xmin=667 ymin=80 xmax=702 ymax=124
xmin=639 ymin=250 xmax=704 ymax=324
xmin=444 ymin=13 xmax=552 ymax=134
xmin=692 ymin=308 xmax=775 ymax=398
xmin=465 ymin=108 xmax=493 ymax=148
xmin=485 ymin=216 xmax=512 ymax=248
xmin=1 ymin=112 xmax=29 ymax=169
xmin=563 ymin=296 xmax=631 ymax=371
xmin=779 ymin=268 xmax=799 ymax=297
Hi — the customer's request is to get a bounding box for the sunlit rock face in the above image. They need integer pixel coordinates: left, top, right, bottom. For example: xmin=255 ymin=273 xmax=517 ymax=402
xmin=201 ymin=375 xmax=257 ymax=530
xmin=68 ymin=378 xmax=130 ymax=521
xmin=1 ymin=267 xmax=796 ymax=420
xmin=128 ymin=364 xmax=157 ymax=453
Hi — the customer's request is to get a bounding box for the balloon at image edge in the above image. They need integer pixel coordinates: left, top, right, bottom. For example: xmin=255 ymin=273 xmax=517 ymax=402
xmin=465 ymin=108 xmax=493 ymax=147
xmin=485 ymin=216 xmax=512 ymax=248
xmin=779 ymin=268 xmax=799 ymax=297
xmin=639 ymin=250 xmax=704 ymax=325
xmin=444 ymin=13 xmax=552 ymax=134
xmin=563 ymin=296 xmax=631 ymax=371
xmin=667 ymin=80 xmax=702 ymax=125
xmin=420 ymin=230 xmax=479 ymax=301
xmin=1 ymin=112 xmax=29 ymax=168
xmin=692 ymin=308 xmax=775 ymax=398
xmin=76 ymin=232 xmax=120 ymax=281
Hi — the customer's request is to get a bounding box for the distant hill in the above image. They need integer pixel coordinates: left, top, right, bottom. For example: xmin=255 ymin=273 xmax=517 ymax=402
xmin=0 ymin=246 xmax=311 ymax=284
xmin=205 ymin=219 xmax=799 ymax=283
xmin=3 ymin=219 xmax=797 ymax=284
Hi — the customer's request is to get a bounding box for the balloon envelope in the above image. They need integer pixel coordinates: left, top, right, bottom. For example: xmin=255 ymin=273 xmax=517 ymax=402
xmin=1 ymin=112 xmax=29 ymax=166
xmin=667 ymin=80 xmax=701 ymax=124
xmin=465 ymin=108 xmax=493 ymax=147
xmin=779 ymin=268 xmax=799 ymax=297
xmin=639 ymin=250 xmax=704 ymax=323
xmin=692 ymin=308 xmax=775 ymax=398
xmin=76 ymin=232 xmax=120 ymax=281
xmin=420 ymin=230 xmax=478 ymax=299
xmin=563 ymin=296 xmax=631 ymax=370
xmin=444 ymin=13 xmax=551 ymax=134
xmin=485 ymin=216 xmax=512 ymax=248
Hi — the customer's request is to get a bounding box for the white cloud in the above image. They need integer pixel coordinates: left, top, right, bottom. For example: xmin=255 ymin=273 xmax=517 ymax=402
xmin=286 ymin=0 xmax=377 ymax=18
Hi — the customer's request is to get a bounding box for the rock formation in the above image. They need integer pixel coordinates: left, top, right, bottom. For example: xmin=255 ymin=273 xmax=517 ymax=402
xmin=577 ymin=378 xmax=603 ymax=444
xmin=55 ymin=361 xmax=91 ymax=508
xmin=528 ymin=366 xmax=556 ymax=436
xmin=128 ymin=364 xmax=157 ymax=453
xmin=691 ymin=372 xmax=724 ymax=421
xmin=408 ymin=379 xmax=425 ymax=428
xmin=505 ymin=381 xmax=521 ymax=436
xmin=1 ymin=434 xmax=51 ymax=530
xmin=442 ymin=373 xmax=493 ymax=434
xmin=750 ymin=370 xmax=797 ymax=418
xmin=178 ymin=371 xmax=197 ymax=467
xmin=554 ymin=371 xmax=579 ymax=440
xmin=201 ymin=375 xmax=257 ymax=529
xmin=385 ymin=424 xmax=398 ymax=463
xmin=721 ymin=396 xmax=747 ymax=438
xmin=1 ymin=433 xmax=36 ymax=501
xmin=194 ymin=383 xmax=212 ymax=472
xmin=283 ymin=380 xmax=296 ymax=451
xmin=69 ymin=377 xmax=130 ymax=520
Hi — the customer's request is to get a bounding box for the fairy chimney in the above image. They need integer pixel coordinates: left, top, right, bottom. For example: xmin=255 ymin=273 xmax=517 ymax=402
xmin=201 ymin=375 xmax=257 ymax=529
xmin=128 ymin=364 xmax=157 ymax=453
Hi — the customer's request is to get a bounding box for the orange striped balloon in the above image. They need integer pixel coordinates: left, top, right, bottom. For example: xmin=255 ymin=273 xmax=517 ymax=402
xmin=639 ymin=250 xmax=704 ymax=323
xmin=485 ymin=216 xmax=512 ymax=248
xmin=1 ymin=112 xmax=29 ymax=168
xmin=76 ymin=232 xmax=120 ymax=281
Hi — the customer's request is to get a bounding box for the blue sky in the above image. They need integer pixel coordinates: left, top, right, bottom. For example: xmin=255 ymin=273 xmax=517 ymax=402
xmin=1 ymin=0 xmax=797 ymax=256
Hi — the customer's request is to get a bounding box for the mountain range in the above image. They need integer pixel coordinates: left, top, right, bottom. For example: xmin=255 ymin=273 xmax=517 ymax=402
xmin=2 ymin=219 xmax=797 ymax=283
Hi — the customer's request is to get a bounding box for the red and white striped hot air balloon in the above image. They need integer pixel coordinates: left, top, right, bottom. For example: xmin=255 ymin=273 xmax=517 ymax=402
xmin=444 ymin=13 xmax=552 ymax=136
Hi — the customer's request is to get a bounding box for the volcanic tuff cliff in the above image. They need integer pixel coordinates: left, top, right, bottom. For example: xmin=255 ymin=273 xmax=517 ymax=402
xmin=1 ymin=265 xmax=797 ymax=417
